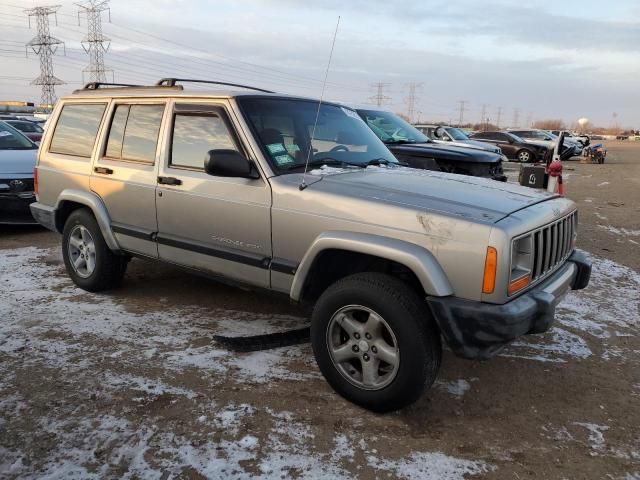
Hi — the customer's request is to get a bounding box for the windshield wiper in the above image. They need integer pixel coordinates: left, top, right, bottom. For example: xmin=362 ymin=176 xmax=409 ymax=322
xmin=383 ymin=139 xmax=422 ymax=145
xmin=282 ymin=158 xmax=361 ymax=171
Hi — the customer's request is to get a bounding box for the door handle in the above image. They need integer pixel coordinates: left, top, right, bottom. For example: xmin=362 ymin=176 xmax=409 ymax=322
xmin=94 ymin=166 xmax=114 ymax=175
xmin=158 ymin=176 xmax=182 ymax=186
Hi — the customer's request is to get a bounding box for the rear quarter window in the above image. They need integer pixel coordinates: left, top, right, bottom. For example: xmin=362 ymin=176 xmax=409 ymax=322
xmin=49 ymin=103 xmax=107 ymax=157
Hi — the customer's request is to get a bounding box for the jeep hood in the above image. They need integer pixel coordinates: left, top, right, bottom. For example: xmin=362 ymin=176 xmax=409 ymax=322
xmin=387 ymin=142 xmax=502 ymax=164
xmin=303 ymin=167 xmax=557 ymax=224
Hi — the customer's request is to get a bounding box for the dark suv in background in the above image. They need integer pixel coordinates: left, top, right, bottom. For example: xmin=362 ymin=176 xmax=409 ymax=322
xmin=357 ymin=109 xmax=507 ymax=181
xmin=470 ymin=131 xmax=550 ymax=162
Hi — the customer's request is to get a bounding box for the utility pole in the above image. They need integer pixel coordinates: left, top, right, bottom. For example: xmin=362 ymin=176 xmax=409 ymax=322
xmin=404 ymin=82 xmax=422 ymax=123
xmin=368 ymin=82 xmax=391 ymax=107
xmin=496 ymin=106 xmax=503 ymax=128
xmin=77 ymin=0 xmax=112 ymax=83
xmin=25 ymin=5 xmax=65 ymax=113
xmin=456 ymin=100 xmax=468 ymax=126
xmin=512 ymin=108 xmax=520 ymax=128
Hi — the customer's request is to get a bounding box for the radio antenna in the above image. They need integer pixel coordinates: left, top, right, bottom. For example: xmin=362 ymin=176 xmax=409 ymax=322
xmin=299 ymin=15 xmax=341 ymax=191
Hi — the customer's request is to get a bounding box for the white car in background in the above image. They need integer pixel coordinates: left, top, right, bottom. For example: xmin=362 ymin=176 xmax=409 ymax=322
xmin=0 ymin=121 xmax=38 ymax=224
xmin=415 ymin=124 xmax=506 ymax=156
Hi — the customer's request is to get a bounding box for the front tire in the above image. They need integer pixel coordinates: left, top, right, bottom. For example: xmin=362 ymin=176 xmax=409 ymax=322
xmin=516 ymin=149 xmax=533 ymax=163
xmin=311 ymin=273 xmax=441 ymax=412
xmin=62 ymin=208 xmax=128 ymax=292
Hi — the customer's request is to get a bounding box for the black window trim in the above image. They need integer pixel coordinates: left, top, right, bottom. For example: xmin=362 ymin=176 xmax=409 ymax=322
xmin=48 ymin=102 xmax=108 ymax=159
xmin=168 ymin=103 xmax=248 ymax=173
xmin=101 ymin=101 xmax=167 ymax=165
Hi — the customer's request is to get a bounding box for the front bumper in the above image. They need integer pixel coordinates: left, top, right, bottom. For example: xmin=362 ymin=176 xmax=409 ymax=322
xmin=427 ymin=250 xmax=591 ymax=360
xmin=0 ymin=193 xmax=37 ymax=224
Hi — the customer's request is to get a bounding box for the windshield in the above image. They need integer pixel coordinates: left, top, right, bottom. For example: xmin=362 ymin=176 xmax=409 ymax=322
xmin=0 ymin=122 xmax=37 ymax=150
xmin=9 ymin=121 xmax=43 ymax=133
xmin=239 ymin=98 xmax=397 ymax=172
xmin=445 ymin=127 xmax=469 ymax=141
xmin=356 ymin=109 xmax=430 ymax=144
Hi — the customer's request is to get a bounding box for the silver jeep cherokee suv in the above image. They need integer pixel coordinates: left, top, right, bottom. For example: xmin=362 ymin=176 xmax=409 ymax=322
xmin=30 ymin=79 xmax=591 ymax=412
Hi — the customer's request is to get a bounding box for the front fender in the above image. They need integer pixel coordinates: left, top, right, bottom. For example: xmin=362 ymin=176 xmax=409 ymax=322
xmin=56 ymin=189 xmax=121 ymax=252
xmin=290 ymin=231 xmax=453 ymax=301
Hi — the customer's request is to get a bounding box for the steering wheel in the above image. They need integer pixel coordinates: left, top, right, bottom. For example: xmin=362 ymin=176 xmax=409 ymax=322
xmin=330 ymin=145 xmax=349 ymax=152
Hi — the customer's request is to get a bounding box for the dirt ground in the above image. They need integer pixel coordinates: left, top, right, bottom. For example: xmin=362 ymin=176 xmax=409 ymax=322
xmin=1 ymin=142 xmax=639 ymax=479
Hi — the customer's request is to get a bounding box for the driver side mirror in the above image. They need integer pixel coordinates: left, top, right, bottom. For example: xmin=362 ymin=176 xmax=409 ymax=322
xmin=204 ymin=149 xmax=260 ymax=179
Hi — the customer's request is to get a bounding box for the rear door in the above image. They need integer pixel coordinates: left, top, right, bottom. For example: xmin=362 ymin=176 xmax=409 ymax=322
xmin=155 ymin=101 xmax=272 ymax=288
xmin=90 ymin=100 xmax=168 ymax=258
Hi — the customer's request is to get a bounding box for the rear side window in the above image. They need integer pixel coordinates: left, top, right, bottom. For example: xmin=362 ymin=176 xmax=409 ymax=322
xmin=170 ymin=111 xmax=237 ymax=169
xmin=105 ymin=104 xmax=165 ymax=163
xmin=49 ymin=103 xmax=106 ymax=157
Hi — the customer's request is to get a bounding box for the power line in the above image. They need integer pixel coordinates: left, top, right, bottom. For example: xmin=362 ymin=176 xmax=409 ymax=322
xmin=77 ymin=0 xmax=112 ymax=83
xmin=368 ymin=82 xmax=391 ymax=107
xmin=479 ymin=103 xmax=487 ymax=125
xmin=24 ymin=5 xmax=65 ymax=113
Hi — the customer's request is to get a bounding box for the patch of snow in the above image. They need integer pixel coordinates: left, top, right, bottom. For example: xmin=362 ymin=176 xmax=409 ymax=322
xmin=597 ymin=181 xmax=610 ymax=187
xmin=573 ymin=422 xmax=609 ymax=451
xmin=597 ymin=225 xmax=640 ymax=237
xmin=436 ymin=379 xmax=471 ymax=398
xmin=368 ymin=451 xmax=493 ymax=480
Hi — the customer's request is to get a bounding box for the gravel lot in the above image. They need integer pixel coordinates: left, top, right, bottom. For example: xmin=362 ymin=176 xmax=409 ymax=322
xmin=1 ymin=142 xmax=639 ymax=479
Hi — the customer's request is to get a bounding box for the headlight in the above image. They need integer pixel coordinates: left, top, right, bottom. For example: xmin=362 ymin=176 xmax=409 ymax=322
xmin=509 ymin=234 xmax=533 ymax=295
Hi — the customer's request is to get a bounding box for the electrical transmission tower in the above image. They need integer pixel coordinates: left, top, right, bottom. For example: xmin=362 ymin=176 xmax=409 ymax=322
xmin=25 ymin=5 xmax=65 ymax=113
xmin=404 ymin=83 xmax=422 ymax=123
xmin=496 ymin=106 xmax=503 ymax=128
xmin=479 ymin=104 xmax=487 ymax=125
xmin=456 ymin=100 xmax=468 ymax=126
xmin=77 ymin=0 xmax=113 ymax=83
xmin=512 ymin=108 xmax=520 ymax=128
xmin=368 ymin=82 xmax=391 ymax=107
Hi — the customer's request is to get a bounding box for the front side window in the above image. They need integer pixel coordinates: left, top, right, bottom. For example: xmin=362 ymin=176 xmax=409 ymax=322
xmin=239 ymin=98 xmax=397 ymax=173
xmin=105 ymin=104 xmax=164 ymax=162
xmin=50 ymin=103 xmax=107 ymax=157
xmin=171 ymin=111 xmax=238 ymax=169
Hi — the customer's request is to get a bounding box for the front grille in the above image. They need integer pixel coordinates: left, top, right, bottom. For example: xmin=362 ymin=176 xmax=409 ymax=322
xmin=0 ymin=178 xmax=34 ymax=193
xmin=530 ymin=211 xmax=576 ymax=280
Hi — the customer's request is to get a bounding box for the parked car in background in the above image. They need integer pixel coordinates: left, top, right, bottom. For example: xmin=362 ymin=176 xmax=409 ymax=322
xmin=356 ymin=109 xmax=507 ymax=180
xmin=0 ymin=121 xmax=38 ymax=224
xmin=470 ymin=131 xmax=551 ymax=162
xmin=4 ymin=119 xmax=44 ymax=144
xmin=30 ymin=79 xmax=591 ymax=412
xmin=509 ymin=129 xmax=581 ymax=158
xmin=551 ymin=130 xmax=590 ymax=146
xmin=414 ymin=124 xmax=504 ymax=154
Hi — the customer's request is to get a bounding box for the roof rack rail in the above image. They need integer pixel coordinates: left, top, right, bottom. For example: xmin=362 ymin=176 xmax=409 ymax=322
xmin=155 ymin=78 xmax=274 ymax=93
xmin=82 ymin=82 xmax=144 ymax=90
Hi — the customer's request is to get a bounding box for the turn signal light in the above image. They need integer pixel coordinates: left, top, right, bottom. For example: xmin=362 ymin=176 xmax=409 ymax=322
xmin=509 ymin=275 xmax=530 ymax=295
xmin=482 ymin=247 xmax=497 ymax=294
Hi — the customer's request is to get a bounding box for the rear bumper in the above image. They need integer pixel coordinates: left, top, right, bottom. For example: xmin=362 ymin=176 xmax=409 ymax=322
xmin=427 ymin=250 xmax=591 ymax=360
xmin=29 ymin=201 xmax=58 ymax=231
xmin=0 ymin=193 xmax=37 ymax=224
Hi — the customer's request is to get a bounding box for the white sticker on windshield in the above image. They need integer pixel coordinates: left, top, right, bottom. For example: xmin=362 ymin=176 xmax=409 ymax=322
xmin=341 ymin=107 xmax=362 ymax=121
xmin=0 ymin=131 xmax=13 ymax=137
xmin=266 ymin=143 xmax=286 ymax=154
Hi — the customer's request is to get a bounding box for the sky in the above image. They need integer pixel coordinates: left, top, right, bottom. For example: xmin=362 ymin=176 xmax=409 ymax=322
xmin=0 ymin=0 xmax=638 ymax=128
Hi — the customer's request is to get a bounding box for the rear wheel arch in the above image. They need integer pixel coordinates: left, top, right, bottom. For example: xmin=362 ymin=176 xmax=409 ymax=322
xmin=54 ymin=190 xmax=121 ymax=252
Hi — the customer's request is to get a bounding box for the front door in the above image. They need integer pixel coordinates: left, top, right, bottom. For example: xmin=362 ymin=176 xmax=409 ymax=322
xmin=90 ymin=100 xmax=167 ymax=257
xmin=155 ymin=102 xmax=272 ymax=288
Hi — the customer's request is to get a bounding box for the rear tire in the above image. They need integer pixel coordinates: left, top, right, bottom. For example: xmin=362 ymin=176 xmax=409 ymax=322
xmin=311 ymin=272 xmax=441 ymax=412
xmin=62 ymin=208 xmax=128 ymax=292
